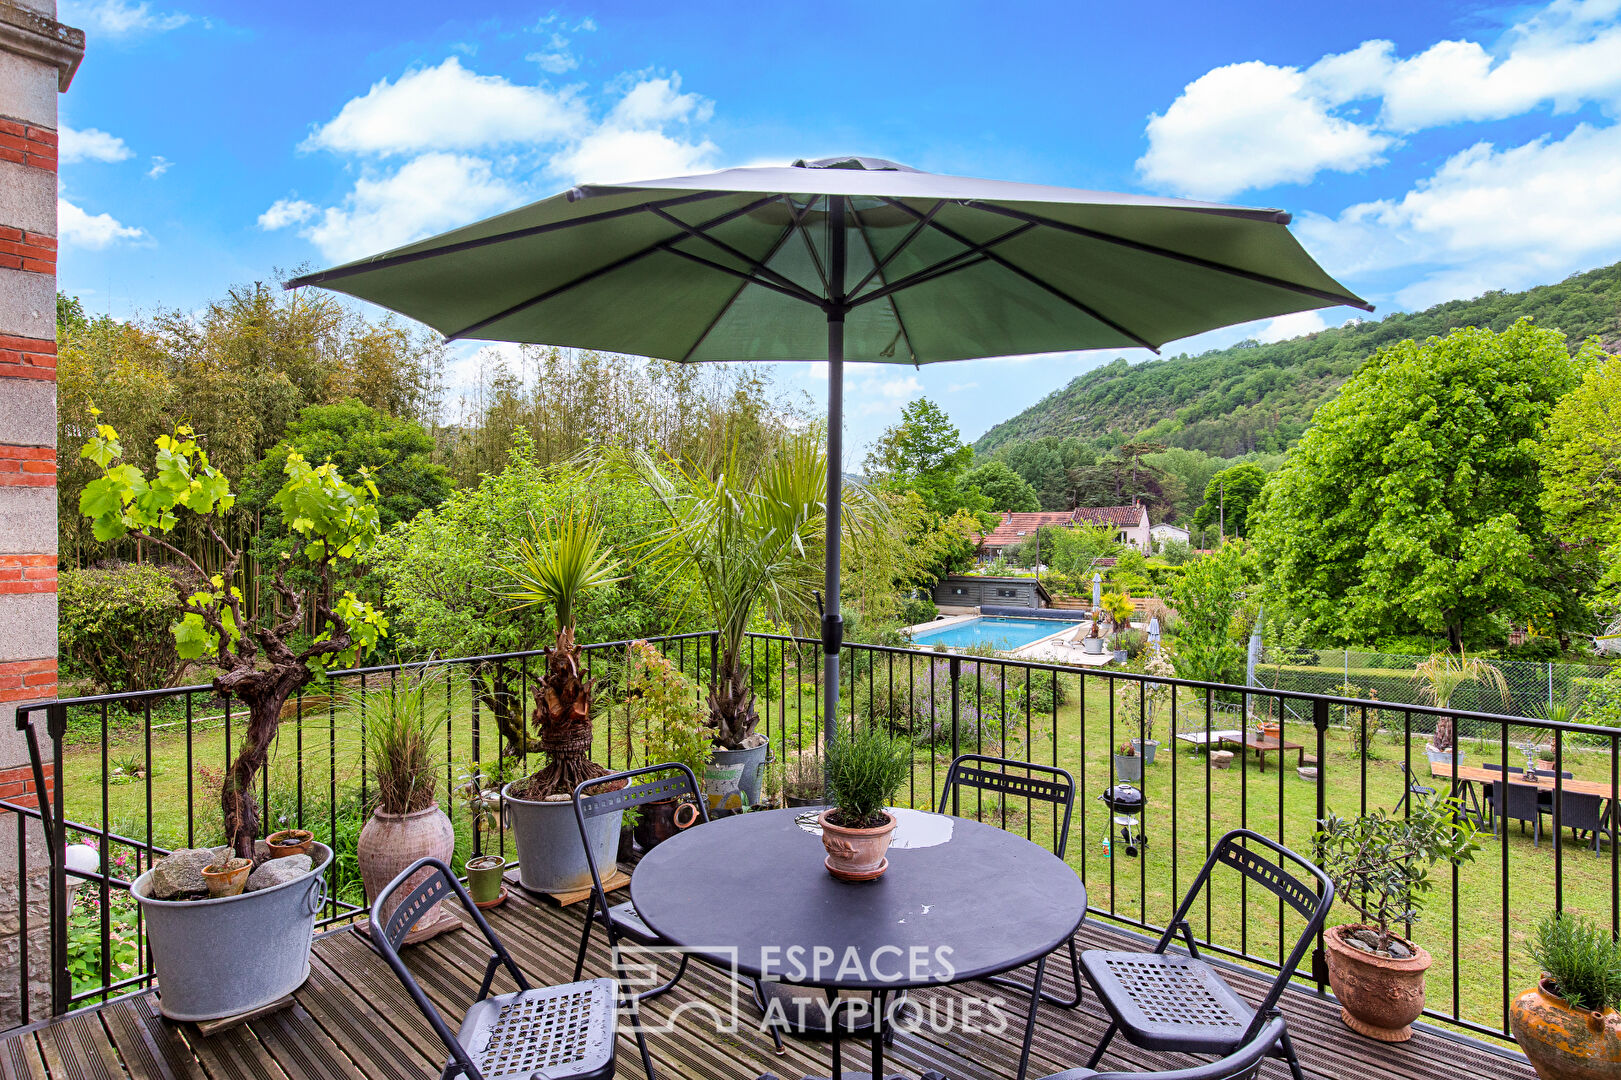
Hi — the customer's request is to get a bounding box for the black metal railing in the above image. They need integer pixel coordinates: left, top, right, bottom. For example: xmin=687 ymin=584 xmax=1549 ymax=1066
xmin=4 ymin=630 xmax=1617 ymax=1047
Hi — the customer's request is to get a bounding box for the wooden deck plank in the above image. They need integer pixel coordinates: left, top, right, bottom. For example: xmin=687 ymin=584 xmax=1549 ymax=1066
xmin=128 ymin=995 xmax=207 ymax=1080
xmin=0 ymin=1033 xmax=47 ymax=1080
xmin=249 ymin=1005 xmax=362 ymax=1080
xmin=100 ymin=995 xmax=196 ymax=1080
xmin=35 ymin=1012 xmax=122 ymax=1080
xmin=296 ymin=959 xmax=438 ymax=1080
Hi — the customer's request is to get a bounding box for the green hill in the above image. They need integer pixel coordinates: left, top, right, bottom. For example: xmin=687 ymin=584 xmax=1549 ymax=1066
xmin=973 ymin=261 xmax=1621 ymax=458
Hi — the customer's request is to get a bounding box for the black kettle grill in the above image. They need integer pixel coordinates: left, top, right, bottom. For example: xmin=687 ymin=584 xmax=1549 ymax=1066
xmin=1099 ymin=784 xmax=1148 ymax=857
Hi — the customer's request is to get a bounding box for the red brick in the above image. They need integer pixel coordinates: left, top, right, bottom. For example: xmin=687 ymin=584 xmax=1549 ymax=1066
xmin=27 ymin=233 xmax=56 ymax=250
xmin=0 ymin=119 xmax=23 ymax=137
xmin=0 ymin=336 xmax=55 ymax=353
xmin=0 ymin=657 xmax=57 ymax=675
xmin=25 ymin=127 xmax=56 ymax=147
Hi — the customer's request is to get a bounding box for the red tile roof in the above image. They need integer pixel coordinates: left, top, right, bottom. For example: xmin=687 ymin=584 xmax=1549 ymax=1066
xmin=978 ymin=506 xmax=1145 ymax=548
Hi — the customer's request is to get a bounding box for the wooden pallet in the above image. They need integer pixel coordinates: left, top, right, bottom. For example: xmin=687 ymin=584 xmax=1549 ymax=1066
xmin=190 ymin=995 xmax=294 ymax=1037
xmin=504 ymin=865 xmax=630 ymax=906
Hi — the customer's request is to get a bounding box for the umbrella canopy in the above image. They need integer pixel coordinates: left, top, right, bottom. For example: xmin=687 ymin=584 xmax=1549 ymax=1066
xmin=289 ymin=155 xmax=1370 ymax=744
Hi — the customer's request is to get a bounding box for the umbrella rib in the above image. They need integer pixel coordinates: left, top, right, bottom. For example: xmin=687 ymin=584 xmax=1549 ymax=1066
xmin=284 ymin=191 xmax=733 ymax=289
xmin=881 ymin=198 xmax=1160 ymax=351
xmin=966 ymin=201 xmax=1375 ymax=312
xmin=787 ymin=196 xmax=831 ymax=297
xmin=846 ymin=199 xmax=944 ymax=300
xmin=441 ymin=195 xmax=791 ymax=341
xmin=849 ymin=201 xmax=917 ymax=362
xmin=847 ymin=221 xmax=1034 ymax=308
xmin=663 ymin=246 xmax=825 ymax=307
xmin=679 ymin=214 xmax=801 ymax=363
xmin=648 ymin=204 xmax=822 ymax=305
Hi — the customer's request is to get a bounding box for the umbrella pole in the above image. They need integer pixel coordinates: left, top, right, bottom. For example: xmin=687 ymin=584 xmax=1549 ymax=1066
xmin=823 ymin=197 xmax=847 ymax=753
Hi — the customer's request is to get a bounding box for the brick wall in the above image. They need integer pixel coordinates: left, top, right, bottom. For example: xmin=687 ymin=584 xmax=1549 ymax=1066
xmin=0 ymin=760 xmax=52 ymax=811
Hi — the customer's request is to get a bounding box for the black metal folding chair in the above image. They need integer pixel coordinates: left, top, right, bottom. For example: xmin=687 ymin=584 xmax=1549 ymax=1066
xmin=572 ymin=763 xmax=704 ymax=1001
xmin=1080 ymin=830 xmax=1333 ymax=1080
xmin=938 ymin=753 xmax=1083 ymax=1009
xmin=1041 ymin=1014 xmax=1287 ymax=1080
xmin=371 ymin=857 xmax=638 ymax=1080
xmin=1393 ymin=761 xmax=1434 ymax=814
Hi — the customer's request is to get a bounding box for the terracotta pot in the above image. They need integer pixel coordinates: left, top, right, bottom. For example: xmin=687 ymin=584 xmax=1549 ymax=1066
xmin=1259 ymin=723 xmax=1282 ymax=740
xmin=819 ymin=809 xmax=897 ymax=882
xmin=1324 ymin=924 xmax=1431 ymax=1042
xmin=358 ymin=804 xmax=456 ymax=934
xmin=265 ymin=829 xmax=313 ymax=859
xmin=633 ymin=798 xmax=702 ymax=851
xmin=1510 ymin=977 xmax=1621 ymax=1080
xmin=201 ymin=858 xmax=250 ymax=898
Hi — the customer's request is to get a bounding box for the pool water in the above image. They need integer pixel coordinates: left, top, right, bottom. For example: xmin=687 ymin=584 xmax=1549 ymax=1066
xmin=907 ymin=616 xmax=1079 ymax=651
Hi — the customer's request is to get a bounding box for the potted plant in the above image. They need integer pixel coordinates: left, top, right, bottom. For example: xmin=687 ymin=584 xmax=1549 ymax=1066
xmin=1511 ymin=912 xmax=1621 ymax=1080
xmin=1118 ymin=650 xmax=1173 ymax=764
xmin=1112 ymin=739 xmax=1142 ymax=783
xmin=1316 ymin=795 xmax=1480 ymax=1042
xmin=820 ymin=726 xmax=911 ymax=882
xmin=456 ymin=767 xmax=507 ymax=907
xmin=1102 ymin=590 xmax=1135 ymax=662
xmin=782 ymin=750 xmax=824 ymax=807
xmin=1083 ymin=618 xmax=1105 ymax=655
xmin=200 ymin=847 xmax=251 ymax=897
xmin=87 ymin=419 xmax=367 ymax=1021
xmin=500 ymin=510 xmax=628 ymax=894
xmin=1415 ymin=651 xmax=1509 ymax=764
xmin=264 ymin=829 xmax=314 ymax=859
xmin=623 ymin=436 xmax=881 ymax=814
xmin=628 ymin=640 xmax=710 ymax=850
xmin=357 ymin=671 xmax=455 ymax=935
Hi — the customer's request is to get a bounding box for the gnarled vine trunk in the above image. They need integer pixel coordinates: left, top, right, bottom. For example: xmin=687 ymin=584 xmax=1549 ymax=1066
xmin=216 ymin=662 xmax=314 ymax=859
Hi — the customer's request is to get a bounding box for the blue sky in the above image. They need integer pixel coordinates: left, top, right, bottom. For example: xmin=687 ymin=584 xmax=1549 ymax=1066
xmin=54 ymin=0 xmax=1621 ymax=457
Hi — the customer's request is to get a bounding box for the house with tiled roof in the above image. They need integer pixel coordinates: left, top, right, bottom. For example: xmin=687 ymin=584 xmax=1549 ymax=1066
xmin=978 ymin=504 xmax=1151 ymax=557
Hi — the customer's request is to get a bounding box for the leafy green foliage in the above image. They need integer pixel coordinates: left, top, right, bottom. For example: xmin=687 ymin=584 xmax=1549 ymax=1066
xmin=500 ymin=510 xmax=625 ymax=636
xmin=975 ymin=259 xmax=1621 ymax=459
xmin=824 ymin=725 xmax=911 ymax=828
xmin=1191 ymin=462 xmax=1266 ymax=538
xmin=962 ymin=459 xmax=1039 ymax=512
xmin=1527 ymin=912 xmax=1621 ymax=1011
xmin=1252 ymin=320 xmax=1591 ymax=650
xmin=1316 ymin=795 xmax=1481 ymax=949
xmin=58 ymin=563 xmax=190 ymax=696
xmin=628 ymin=641 xmax=712 ymax=780
xmin=1539 ymin=354 xmax=1621 ymax=609
xmin=864 ymin=398 xmax=990 ymax=519
xmin=1168 ymin=542 xmax=1256 ymax=685
xmin=360 ymin=670 xmax=446 ymax=815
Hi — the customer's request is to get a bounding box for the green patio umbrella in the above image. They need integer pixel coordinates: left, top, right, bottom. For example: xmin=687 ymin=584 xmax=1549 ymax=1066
xmin=288 ymin=155 xmax=1370 ymax=744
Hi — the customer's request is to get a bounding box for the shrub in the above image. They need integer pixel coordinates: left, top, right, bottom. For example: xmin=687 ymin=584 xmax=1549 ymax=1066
xmin=1528 ymin=912 xmax=1621 ymax=1012
xmin=897 ymin=594 xmax=938 ymax=626
xmin=59 ymin=563 xmax=191 ymax=698
xmin=1502 ymin=636 xmax=1564 ymax=662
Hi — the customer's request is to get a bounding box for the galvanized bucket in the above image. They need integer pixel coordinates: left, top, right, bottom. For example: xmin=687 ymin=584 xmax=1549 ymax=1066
xmin=131 ymin=842 xmax=332 ymax=1022
xmin=504 ymin=783 xmax=620 ymax=894
xmin=706 ymin=743 xmax=769 ymax=815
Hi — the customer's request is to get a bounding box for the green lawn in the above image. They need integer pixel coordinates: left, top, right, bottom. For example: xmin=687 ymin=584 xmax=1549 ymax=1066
xmin=56 ymin=647 xmax=1618 ymax=1041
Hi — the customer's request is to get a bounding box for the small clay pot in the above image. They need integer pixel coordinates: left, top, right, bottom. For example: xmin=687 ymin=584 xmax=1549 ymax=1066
xmin=201 ymin=858 xmax=251 ymax=898
xmin=819 ymin=809 xmax=897 ymax=882
xmin=1510 ymin=976 xmax=1621 ymax=1080
xmin=633 ymin=798 xmax=702 ymax=851
xmin=1324 ymin=924 xmax=1431 ymax=1042
xmin=265 ymin=829 xmax=314 ymax=859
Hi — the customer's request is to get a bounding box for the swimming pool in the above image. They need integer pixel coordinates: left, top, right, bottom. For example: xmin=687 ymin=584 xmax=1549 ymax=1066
xmin=907 ymin=616 xmax=1080 ymax=651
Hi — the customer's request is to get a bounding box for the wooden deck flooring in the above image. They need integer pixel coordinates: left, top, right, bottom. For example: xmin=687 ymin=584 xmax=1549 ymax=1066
xmin=0 ymin=884 xmax=1535 ymax=1080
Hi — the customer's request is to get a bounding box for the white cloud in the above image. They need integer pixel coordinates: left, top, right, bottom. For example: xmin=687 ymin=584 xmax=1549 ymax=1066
xmin=300 ymin=153 xmax=521 ymax=262
xmin=1138 ymin=61 xmax=1392 ymax=199
xmin=303 ymin=57 xmax=586 ymax=157
xmin=59 ymin=125 xmax=133 ymax=164
xmin=947 ymin=381 xmax=979 ymax=393
xmin=258 ymin=197 xmax=317 ymax=231
xmin=1254 ymin=310 xmax=1329 ymax=343
xmin=549 ymin=75 xmax=717 ymax=183
xmin=1140 ymin=0 xmax=1621 ymax=198
xmin=58 ymin=197 xmax=145 ymax=248
xmin=528 ymin=50 xmax=578 ymax=74
xmin=61 ymin=0 xmax=190 ymax=35
xmin=1297 ymin=122 xmax=1621 ymax=307
xmin=146 ymin=155 xmax=170 ymax=178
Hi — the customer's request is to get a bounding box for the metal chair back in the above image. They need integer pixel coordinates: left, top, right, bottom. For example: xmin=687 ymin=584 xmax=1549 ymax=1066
xmin=1082 ymin=1016 xmax=1286 ymax=1080
xmin=1158 ymin=831 xmax=1333 ymax=1027
xmin=938 ymin=753 xmax=1076 ymax=856
xmin=371 ymin=858 xmax=532 ymax=1080
xmin=573 ymin=763 xmax=706 ymax=915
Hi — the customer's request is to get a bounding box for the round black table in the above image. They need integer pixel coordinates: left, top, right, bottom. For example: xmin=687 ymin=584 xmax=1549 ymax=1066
xmin=632 ymin=806 xmax=1086 ymax=1080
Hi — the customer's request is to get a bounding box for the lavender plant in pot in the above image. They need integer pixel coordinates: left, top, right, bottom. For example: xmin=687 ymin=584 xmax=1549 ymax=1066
xmin=1316 ymin=795 xmax=1480 ymax=1042
xmin=820 ymin=726 xmax=911 ymax=882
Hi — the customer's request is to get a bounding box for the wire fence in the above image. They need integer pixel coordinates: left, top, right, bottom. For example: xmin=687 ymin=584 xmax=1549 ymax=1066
xmin=1251 ymin=647 xmax=1615 ymax=736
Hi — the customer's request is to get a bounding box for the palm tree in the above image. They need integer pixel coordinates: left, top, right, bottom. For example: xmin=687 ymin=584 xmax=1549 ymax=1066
xmin=499 ymin=509 xmax=624 ymax=798
xmin=624 ymin=433 xmax=883 ymax=749
xmin=1415 ymin=651 xmax=1511 ymax=752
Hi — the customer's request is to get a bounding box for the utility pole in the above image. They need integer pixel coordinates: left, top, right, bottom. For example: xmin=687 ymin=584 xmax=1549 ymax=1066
xmin=1219 ymin=480 xmax=1226 ymax=541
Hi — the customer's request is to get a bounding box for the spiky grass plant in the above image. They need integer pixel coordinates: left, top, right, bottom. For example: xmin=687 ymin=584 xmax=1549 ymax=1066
xmin=1528 ymin=912 xmax=1621 ymax=1012
xmin=824 ymin=726 xmax=911 ymax=829
xmin=364 ymin=671 xmax=447 ymax=815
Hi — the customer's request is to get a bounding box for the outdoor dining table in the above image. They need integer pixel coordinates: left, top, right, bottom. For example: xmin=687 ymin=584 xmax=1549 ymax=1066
xmin=1429 ymin=761 xmax=1620 ymax=799
xmin=631 ymin=805 xmax=1088 ymax=1080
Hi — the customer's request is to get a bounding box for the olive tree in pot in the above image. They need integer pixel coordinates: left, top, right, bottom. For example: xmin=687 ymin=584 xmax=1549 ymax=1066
xmin=1511 ymin=912 xmax=1621 ymax=1080
xmin=623 ymin=435 xmax=881 ymax=815
xmin=357 ymin=672 xmax=455 ymax=940
xmin=86 ymin=419 xmax=383 ymax=1020
xmin=499 ymin=510 xmax=627 ymax=894
xmin=1315 ymin=795 xmax=1480 ymax=1042
xmin=820 ymin=726 xmax=912 ymax=882
xmin=626 ymin=640 xmax=710 ymax=850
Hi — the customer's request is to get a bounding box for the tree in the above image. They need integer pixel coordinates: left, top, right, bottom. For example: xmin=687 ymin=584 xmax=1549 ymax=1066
xmin=962 ymin=460 xmax=1039 ymax=512
xmin=864 ymin=398 xmax=987 ymax=517
xmin=1191 ymin=462 xmax=1267 ymax=538
xmin=79 ymin=417 xmax=387 ymax=857
xmin=995 ymin=436 xmax=1094 ymax=510
xmin=1251 ymin=320 xmax=1590 ymax=651
xmin=1169 ymin=541 xmax=1256 ymax=686
xmin=1540 ymin=352 xmax=1621 ymax=606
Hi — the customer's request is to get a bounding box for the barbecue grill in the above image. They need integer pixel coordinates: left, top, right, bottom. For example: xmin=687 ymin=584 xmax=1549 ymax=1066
xmin=1099 ymin=784 xmax=1147 ymax=857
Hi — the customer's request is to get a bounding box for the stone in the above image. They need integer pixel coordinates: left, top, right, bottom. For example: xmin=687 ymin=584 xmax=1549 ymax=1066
xmin=1210 ymin=750 xmax=1234 ymax=770
xmin=1350 ymin=928 xmax=1383 ymax=952
xmin=0 ymin=376 xmax=56 ymax=452
xmin=148 ymin=848 xmax=219 ymax=899
xmin=1385 ymin=941 xmax=1411 ymax=959
xmin=0 ymin=593 xmax=56 ymax=662
xmin=1347 ymin=936 xmax=1374 ymax=953
xmin=0 ymin=161 xmax=55 ymax=237
xmin=247 ymin=853 xmax=312 ymax=892
xmin=0 ymin=486 xmax=57 ymax=556
xmin=0 ymin=50 xmax=58 ymax=127
xmin=1297 ymin=766 xmax=1319 ymax=782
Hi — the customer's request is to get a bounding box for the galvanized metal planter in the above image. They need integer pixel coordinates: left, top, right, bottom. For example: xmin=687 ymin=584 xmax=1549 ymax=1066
xmin=504 ymin=783 xmax=620 ymax=894
xmin=131 ymin=843 xmax=332 ymax=1022
xmin=707 ymin=743 xmax=769 ymax=814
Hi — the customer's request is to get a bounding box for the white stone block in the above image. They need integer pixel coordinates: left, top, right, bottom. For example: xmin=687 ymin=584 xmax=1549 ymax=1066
xmin=0 ymin=485 xmax=55 ymax=552
xmin=0 ymin=160 xmax=53 ymax=237
xmin=0 ymin=592 xmax=55 ymax=661
xmin=0 ymin=265 xmax=54 ymax=339
xmin=0 ymin=49 xmax=56 ymax=127
xmin=0 ymin=375 xmax=54 ymax=446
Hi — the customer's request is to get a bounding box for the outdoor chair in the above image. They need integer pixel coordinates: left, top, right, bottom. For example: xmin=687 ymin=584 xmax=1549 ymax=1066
xmin=571 ymin=763 xmax=705 ymax=1001
xmin=370 ymin=857 xmax=637 ymax=1080
xmin=1492 ymin=772 xmax=1545 ymax=846
xmin=1547 ymin=789 xmax=1614 ymax=855
xmin=1079 ymin=830 xmax=1333 ymax=1080
xmin=1531 ymin=768 xmax=1575 ymax=817
xmin=1393 ymin=761 xmax=1435 ymax=814
xmin=1040 ymin=1014 xmax=1287 ymax=1080
xmin=939 ymin=753 xmax=1082 ymax=1008
xmin=1479 ymin=763 xmax=1525 ymax=829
